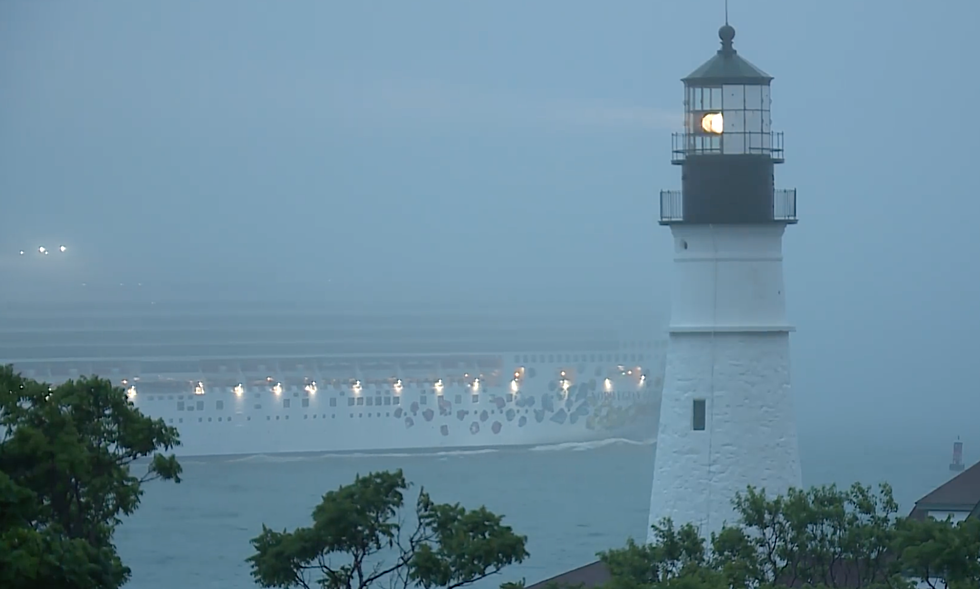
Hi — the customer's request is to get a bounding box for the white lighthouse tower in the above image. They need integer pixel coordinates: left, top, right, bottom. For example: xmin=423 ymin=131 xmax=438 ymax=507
xmin=648 ymin=23 xmax=803 ymax=541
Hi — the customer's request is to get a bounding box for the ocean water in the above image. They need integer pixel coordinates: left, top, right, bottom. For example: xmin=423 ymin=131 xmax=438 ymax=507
xmin=116 ymin=431 xmax=966 ymax=589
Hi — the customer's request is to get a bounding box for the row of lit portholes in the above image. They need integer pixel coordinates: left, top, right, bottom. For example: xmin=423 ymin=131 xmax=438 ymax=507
xmin=125 ymin=368 xmax=653 ymax=400
xmin=124 ymin=358 xmax=661 ymax=401
xmin=116 ymin=358 xmax=657 ymax=397
xmin=128 ymin=380 xmax=317 ymax=399
xmin=127 ymin=377 xmax=475 ymax=399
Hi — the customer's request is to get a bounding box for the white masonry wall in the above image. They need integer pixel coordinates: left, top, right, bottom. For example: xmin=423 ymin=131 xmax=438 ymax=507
xmin=668 ymin=224 xmax=792 ymax=331
xmin=648 ymin=223 xmax=803 ymax=541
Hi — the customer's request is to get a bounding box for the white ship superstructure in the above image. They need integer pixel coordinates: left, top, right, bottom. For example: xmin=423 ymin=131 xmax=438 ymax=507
xmin=0 ymin=302 xmax=666 ymax=457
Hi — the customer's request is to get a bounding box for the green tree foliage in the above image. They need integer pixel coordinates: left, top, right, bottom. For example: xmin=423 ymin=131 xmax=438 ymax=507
xmin=893 ymin=515 xmax=980 ymax=589
xmin=600 ymin=521 xmax=727 ymax=589
xmin=247 ymin=469 xmax=529 ymax=589
xmin=598 ymin=483 xmax=980 ymax=589
xmin=0 ymin=366 xmax=182 ymax=589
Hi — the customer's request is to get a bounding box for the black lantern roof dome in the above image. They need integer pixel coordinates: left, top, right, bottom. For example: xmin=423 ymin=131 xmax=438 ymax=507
xmin=682 ymin=24 xmax=772 ymax=85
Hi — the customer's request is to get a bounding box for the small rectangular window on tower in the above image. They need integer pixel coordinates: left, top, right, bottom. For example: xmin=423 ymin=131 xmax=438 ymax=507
xmin=692 ymin=399 xmax=707 ymax=431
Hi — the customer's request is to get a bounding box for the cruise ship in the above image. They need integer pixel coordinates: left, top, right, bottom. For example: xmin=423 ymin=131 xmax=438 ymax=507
xmin=0 ymin=300 xmax=666 ymax=457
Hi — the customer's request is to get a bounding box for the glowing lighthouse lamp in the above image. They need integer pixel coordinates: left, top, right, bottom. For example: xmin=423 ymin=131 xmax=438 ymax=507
xmin=649 ymin=21 xmax=802 ymax=540
xmin=700 ymin=111 xmax=724 ymax=135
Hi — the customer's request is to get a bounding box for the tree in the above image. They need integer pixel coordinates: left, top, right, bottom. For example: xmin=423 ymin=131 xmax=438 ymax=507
xmin=600 ymin=520 xmax=727 ymax=589
xmin=0 ymin=366 xmax=182 ymax=589
xmin=247 ymin=469 xmax=529 ymax=589
xmin=893 ymin=515 xmax=980 ymax=589
xmin=599 ymin=482 xmax=980 ymax=589
xmin=709 ymin=483 xmax=906 ymax=588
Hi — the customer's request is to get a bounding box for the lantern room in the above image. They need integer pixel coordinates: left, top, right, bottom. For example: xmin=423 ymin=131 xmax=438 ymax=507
xmin=682 ymin=24 xmax=775 ymax=158
xmin=660 ymin=24 xmax=797 ymax=226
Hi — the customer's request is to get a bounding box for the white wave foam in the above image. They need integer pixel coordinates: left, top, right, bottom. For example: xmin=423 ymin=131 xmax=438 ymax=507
xmin=223 ymin=454 xmax=292 ymax=463
xmin=316 ymin=448 xmax=499 ymax=460
xmin=529 ymin=437 xmax=655 ymax=452
xmin=217 ymin=448 xmax=500 ymax=463
xmin=206 ymin=439 xmax=653 ymax=464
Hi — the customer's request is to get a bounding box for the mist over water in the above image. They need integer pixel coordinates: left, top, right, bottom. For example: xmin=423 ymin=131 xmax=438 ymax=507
xmin=117 ymin=433 xmax=965 ymax=589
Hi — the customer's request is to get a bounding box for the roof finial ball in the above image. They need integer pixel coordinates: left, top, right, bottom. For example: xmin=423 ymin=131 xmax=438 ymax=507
xmin=719 ymin=23 xmax=736 ymax=54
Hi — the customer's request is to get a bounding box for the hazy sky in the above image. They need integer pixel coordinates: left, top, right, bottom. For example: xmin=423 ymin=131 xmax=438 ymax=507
xmin=2 ymin=1 xmax=979 ymax=442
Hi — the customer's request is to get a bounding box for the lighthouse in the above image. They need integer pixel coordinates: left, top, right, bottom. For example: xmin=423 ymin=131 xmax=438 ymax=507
xmin=648 ymin=22 xmax=803 ymax=540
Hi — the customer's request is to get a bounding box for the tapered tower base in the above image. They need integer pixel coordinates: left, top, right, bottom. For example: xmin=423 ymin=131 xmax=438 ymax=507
xmin=647 ymin=331 xmax=802 ymax=539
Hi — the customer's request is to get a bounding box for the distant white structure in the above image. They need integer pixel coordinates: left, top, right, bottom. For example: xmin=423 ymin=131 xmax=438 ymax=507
xmin=648 ymin=22 xmax=803 ymax=540
xmin=950 ymin=437 xmax=965 ymax=472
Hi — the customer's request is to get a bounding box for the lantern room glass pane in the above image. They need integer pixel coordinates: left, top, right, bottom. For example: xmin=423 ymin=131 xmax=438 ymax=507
xmin=709 ymin=87 xmax=721 ymax=109
xmin=685 ymin=85 xmax=725 ymax=136
xmin=723 ymin=126 xmax=746 ymax=155
xmin=683 ymin=133 xmax=721 ymax=155
xmin=686 ymin=111 xmax=698 ymax=133
xmin=687 ymin=86 xmax=723 ymax=112
xmin=723 ymin=85 xmax=744 ymax=109
xmin=744 ymin=85 xmax=763 ymax=110
xmin=719 ymin=83 xmax=773 ymax=155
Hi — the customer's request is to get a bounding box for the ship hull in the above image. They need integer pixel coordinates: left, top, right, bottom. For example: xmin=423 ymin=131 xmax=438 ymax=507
xmin=1 ymin=302 xmax=666 ymax=458
xmin=163 ymin=409 xmax=657 ymax=458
